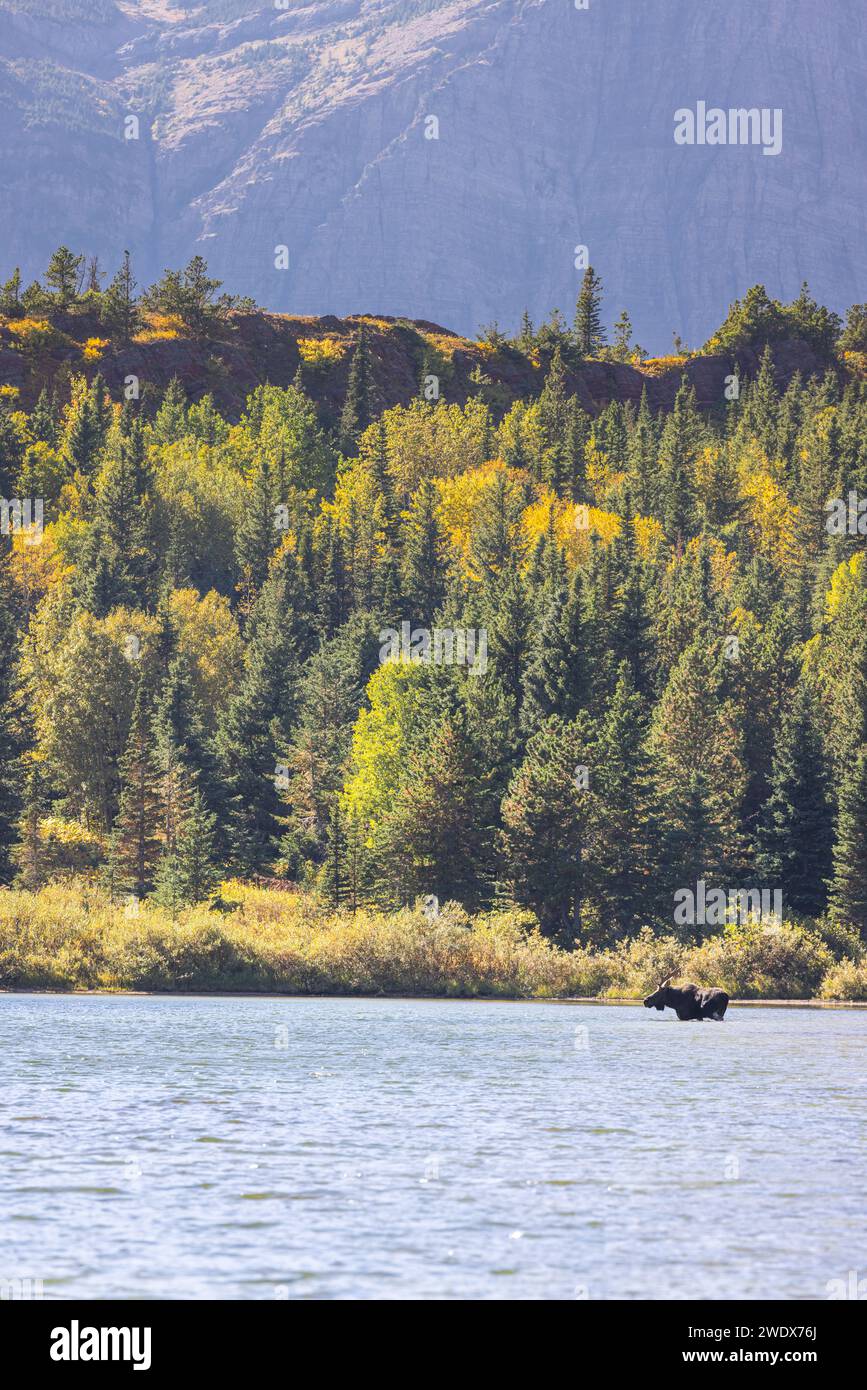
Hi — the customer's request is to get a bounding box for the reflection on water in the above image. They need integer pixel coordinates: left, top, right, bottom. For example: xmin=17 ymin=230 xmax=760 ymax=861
xmin=1 ymin=994 xmax=864 ymax=1299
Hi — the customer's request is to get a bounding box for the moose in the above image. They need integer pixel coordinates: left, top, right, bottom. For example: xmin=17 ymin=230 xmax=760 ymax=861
xmin=643 ymin=977 xmax=729 ymax=1021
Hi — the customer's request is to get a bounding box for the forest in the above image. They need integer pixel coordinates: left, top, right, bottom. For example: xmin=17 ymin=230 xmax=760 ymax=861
xmin=1 ymin=247 xmax=867 ymax=998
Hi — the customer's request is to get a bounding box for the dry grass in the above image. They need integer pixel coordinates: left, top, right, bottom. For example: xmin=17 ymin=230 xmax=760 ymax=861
xmin=0 ymin=883 xmax=862 ymax=999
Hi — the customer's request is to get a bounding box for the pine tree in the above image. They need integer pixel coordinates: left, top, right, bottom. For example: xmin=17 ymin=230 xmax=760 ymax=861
xmin=573 ymin=266 xmax=606 ymax=356
xmin=0 ymin=267 xmax=22 ymax=318
xmin=29 ymin=387 xmax=59 ymax=448
xmin=0 ymin=404 xmax=25 ymax=497
xmin=339 ymin=324 xmax=373 ymax=454
xmin=828 ymin=745 xmax=867 ymax=939
xmin=399 ymin=477 xmax=449 ymax=623
xmin=45 ymin=246 xmax=83 ymax=308
xmin=499 ymin=715 xmax=594 ymax=939
xmin=627 ymin=387 xmax=658 ymax=515
xmin=153 ymin=378 xmax=189 ymax=444
xmin=658 ymin=377 xmax=701 ymax=551
xmin=218 ymin=545 xmax=304 ymax=874
xmin=236 ymin=454 xmax=279 ymax=594
xmin=153 ymin=651 xmax=221 ymax=851
xmin=587 ymin=663 xmax=662 ymax=936
xmin=755 ymin=683 xmax=832 ymax=919
xmin=111 ymin=680 xmax=161 ymax=899
xmin=162 ymin=789 xmax=219 ymax=907
xmin=374 ymin=715 xmax=495 ymax=909
xmin=13 ymin=754 xmax=46 ymax=891
xmin=522 ymin=568 xmax=589 ymax=731
xmin=322 ymin=798 xmax=348 ymax=909
xmin=101 ymin=251 xmax=141 ymax=342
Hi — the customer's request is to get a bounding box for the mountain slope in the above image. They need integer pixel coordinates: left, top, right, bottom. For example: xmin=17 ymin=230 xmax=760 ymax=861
xmin=0 ymin=0 xmax=864 ymax=350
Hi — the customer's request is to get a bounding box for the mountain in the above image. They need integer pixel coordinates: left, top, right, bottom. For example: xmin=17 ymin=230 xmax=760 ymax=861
xmin=0 ymin=0 xmax=864 ymax=351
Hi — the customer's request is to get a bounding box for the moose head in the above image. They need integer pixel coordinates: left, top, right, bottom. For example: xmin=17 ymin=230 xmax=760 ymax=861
xmin=643 ymin=976 xmax=673 ymax=1010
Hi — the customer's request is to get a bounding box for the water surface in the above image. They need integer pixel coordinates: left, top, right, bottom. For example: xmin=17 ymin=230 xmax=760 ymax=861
xmin=1 ymin=994 xmax=864 ymax=1299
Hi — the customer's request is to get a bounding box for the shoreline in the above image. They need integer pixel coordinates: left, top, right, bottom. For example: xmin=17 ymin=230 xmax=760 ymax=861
xmin=1 ymin=988 xmax=865 ymax=1010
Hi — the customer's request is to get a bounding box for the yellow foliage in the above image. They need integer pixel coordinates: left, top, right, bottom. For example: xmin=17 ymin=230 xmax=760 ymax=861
xmin=376 ymin=396 xmax=492 ymax=494
xmin=6 ymin=318 xmax=57 ymax=350
xmin=436 ymin=459 xmax=530 ymax=571
xmin=822 ymin=552 xmax=863 ymax=622
xmin=82 ymin=336 xmax=108 ymax=361
xmin=133 ymin=313 xmax=184 ymax=343
xmin=297 ymin=336 xmax=345 ymax=365
xmin=640 ymin=355 xmax=688 ymax=376
xmin=167 ymin=588 xmax=244 ymax=721
xmin=740 ymin=469 xmax=797 ymax=567
xmin=9 ymin=524 xmax=65 ymax=606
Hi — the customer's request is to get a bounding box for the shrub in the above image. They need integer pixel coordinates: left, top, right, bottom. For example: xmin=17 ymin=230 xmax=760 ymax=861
xmin=684 ymin=920 xmax=833 ymax=999
xmin=819 ymin=959 xmax=867 ymax=1002
xmin=82 ymin=336 xmax=108 ymax=361
xmin=297 ymin=336 xmax=345 ymax=366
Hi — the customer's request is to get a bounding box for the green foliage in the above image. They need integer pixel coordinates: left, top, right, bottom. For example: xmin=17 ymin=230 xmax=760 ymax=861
xmin=1 ymin=275 xmax=866 ymax=984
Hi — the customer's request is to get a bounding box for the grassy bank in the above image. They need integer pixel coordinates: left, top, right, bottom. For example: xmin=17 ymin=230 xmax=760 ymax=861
xmin=1 ymin=883 xmax=865 ymax=1001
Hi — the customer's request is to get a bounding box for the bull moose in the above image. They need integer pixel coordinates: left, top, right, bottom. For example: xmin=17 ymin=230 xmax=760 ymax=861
xmin=643 ymin=977 xmax=729 ymax=1021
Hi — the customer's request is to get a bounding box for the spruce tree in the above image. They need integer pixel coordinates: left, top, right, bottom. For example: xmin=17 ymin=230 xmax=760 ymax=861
xmin=828 ymin=745 xmax=867 ymax=939
xmin=756 ymin=683 xmax=832 ymax=919
xmin=339 ymin=324 xmax=373 ymax=454
xmin=400 ymin=477 xmax=449 ymax=623
xmin=499 ymin=714 xmax=594 ymax=939
xmin=658 ymin=377 xmax=701 ymax=551
xmin=374 ymin=715 xmax=495 ymax=909
xmin=101 ymin=251 xmax=141 ymax=341
xmin=218 ymin=545 xmax=304 ymax=874
xmin=573 ymin=266 xmax=606 ymax=356
xmin=521 ymin=568 xmax=589 ymax=731
xmin=0 ymin=539 xmax=22 ymax=881
xmin=45 ymin=246 xmax=83 ymax=308
xmin=587 ymin=663 xmax=662 ymax=936
xmin=112 ymin=679 xmax=162 ymax=899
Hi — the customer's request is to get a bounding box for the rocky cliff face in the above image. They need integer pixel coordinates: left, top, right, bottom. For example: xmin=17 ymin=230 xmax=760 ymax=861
xmin=0 ymin=0 xmax=864 ymax=351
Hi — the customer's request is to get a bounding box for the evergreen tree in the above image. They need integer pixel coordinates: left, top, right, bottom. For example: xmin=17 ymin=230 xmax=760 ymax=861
xmin=339 ymin=324 xmax=373 ymax=454
xmin=521 ymin=569 xmax=589 ymax=731
xmin=111 ymin=680 xmax=161 ymax=899
xmin=756 ymin=683 xmax=833 ymax=919
xmin=45 ymin=245 xmax=83 ymax=308
xmin=658 ymin=377 xmax=701 ymax=550
xmin=587 ymin=663 xmax=662 ymax=936
xmin=154 ymin=378 xmax=189 ymax=445
xmin=101 ymin=250 xmax=141 ymax=341
xmin=218 ymin=546 xmax=304 ymax=874
xmin=0 ymin=404 xmax=24 ymax=497
xmin=399 ymin=477 xmax=449 ymax=622
xmin=828 ymin=745 xmax=867 ymax=940
xmin=573 ymin=266 xmax=606 ymax=356
xmin=236 ymin=454 xmax=279 ymax=594
xmin=374 ymin=714 xmax=495 ymax=909
xmin=153 ymin=789 xmax=219 ymax=910
xmin=499 ymin=715 xmax=594 ymax=939
xmin=0 ymin=540 xmax=22 ymax=880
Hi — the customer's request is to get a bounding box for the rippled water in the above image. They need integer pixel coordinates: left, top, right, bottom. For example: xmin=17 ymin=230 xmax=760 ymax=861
xmin=1 ymin=993 xmax=864 ymax=1300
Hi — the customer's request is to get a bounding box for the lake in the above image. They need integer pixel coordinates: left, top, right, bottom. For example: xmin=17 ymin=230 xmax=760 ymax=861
xmin=1 ymin=994 xmax=864 ymax=1300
